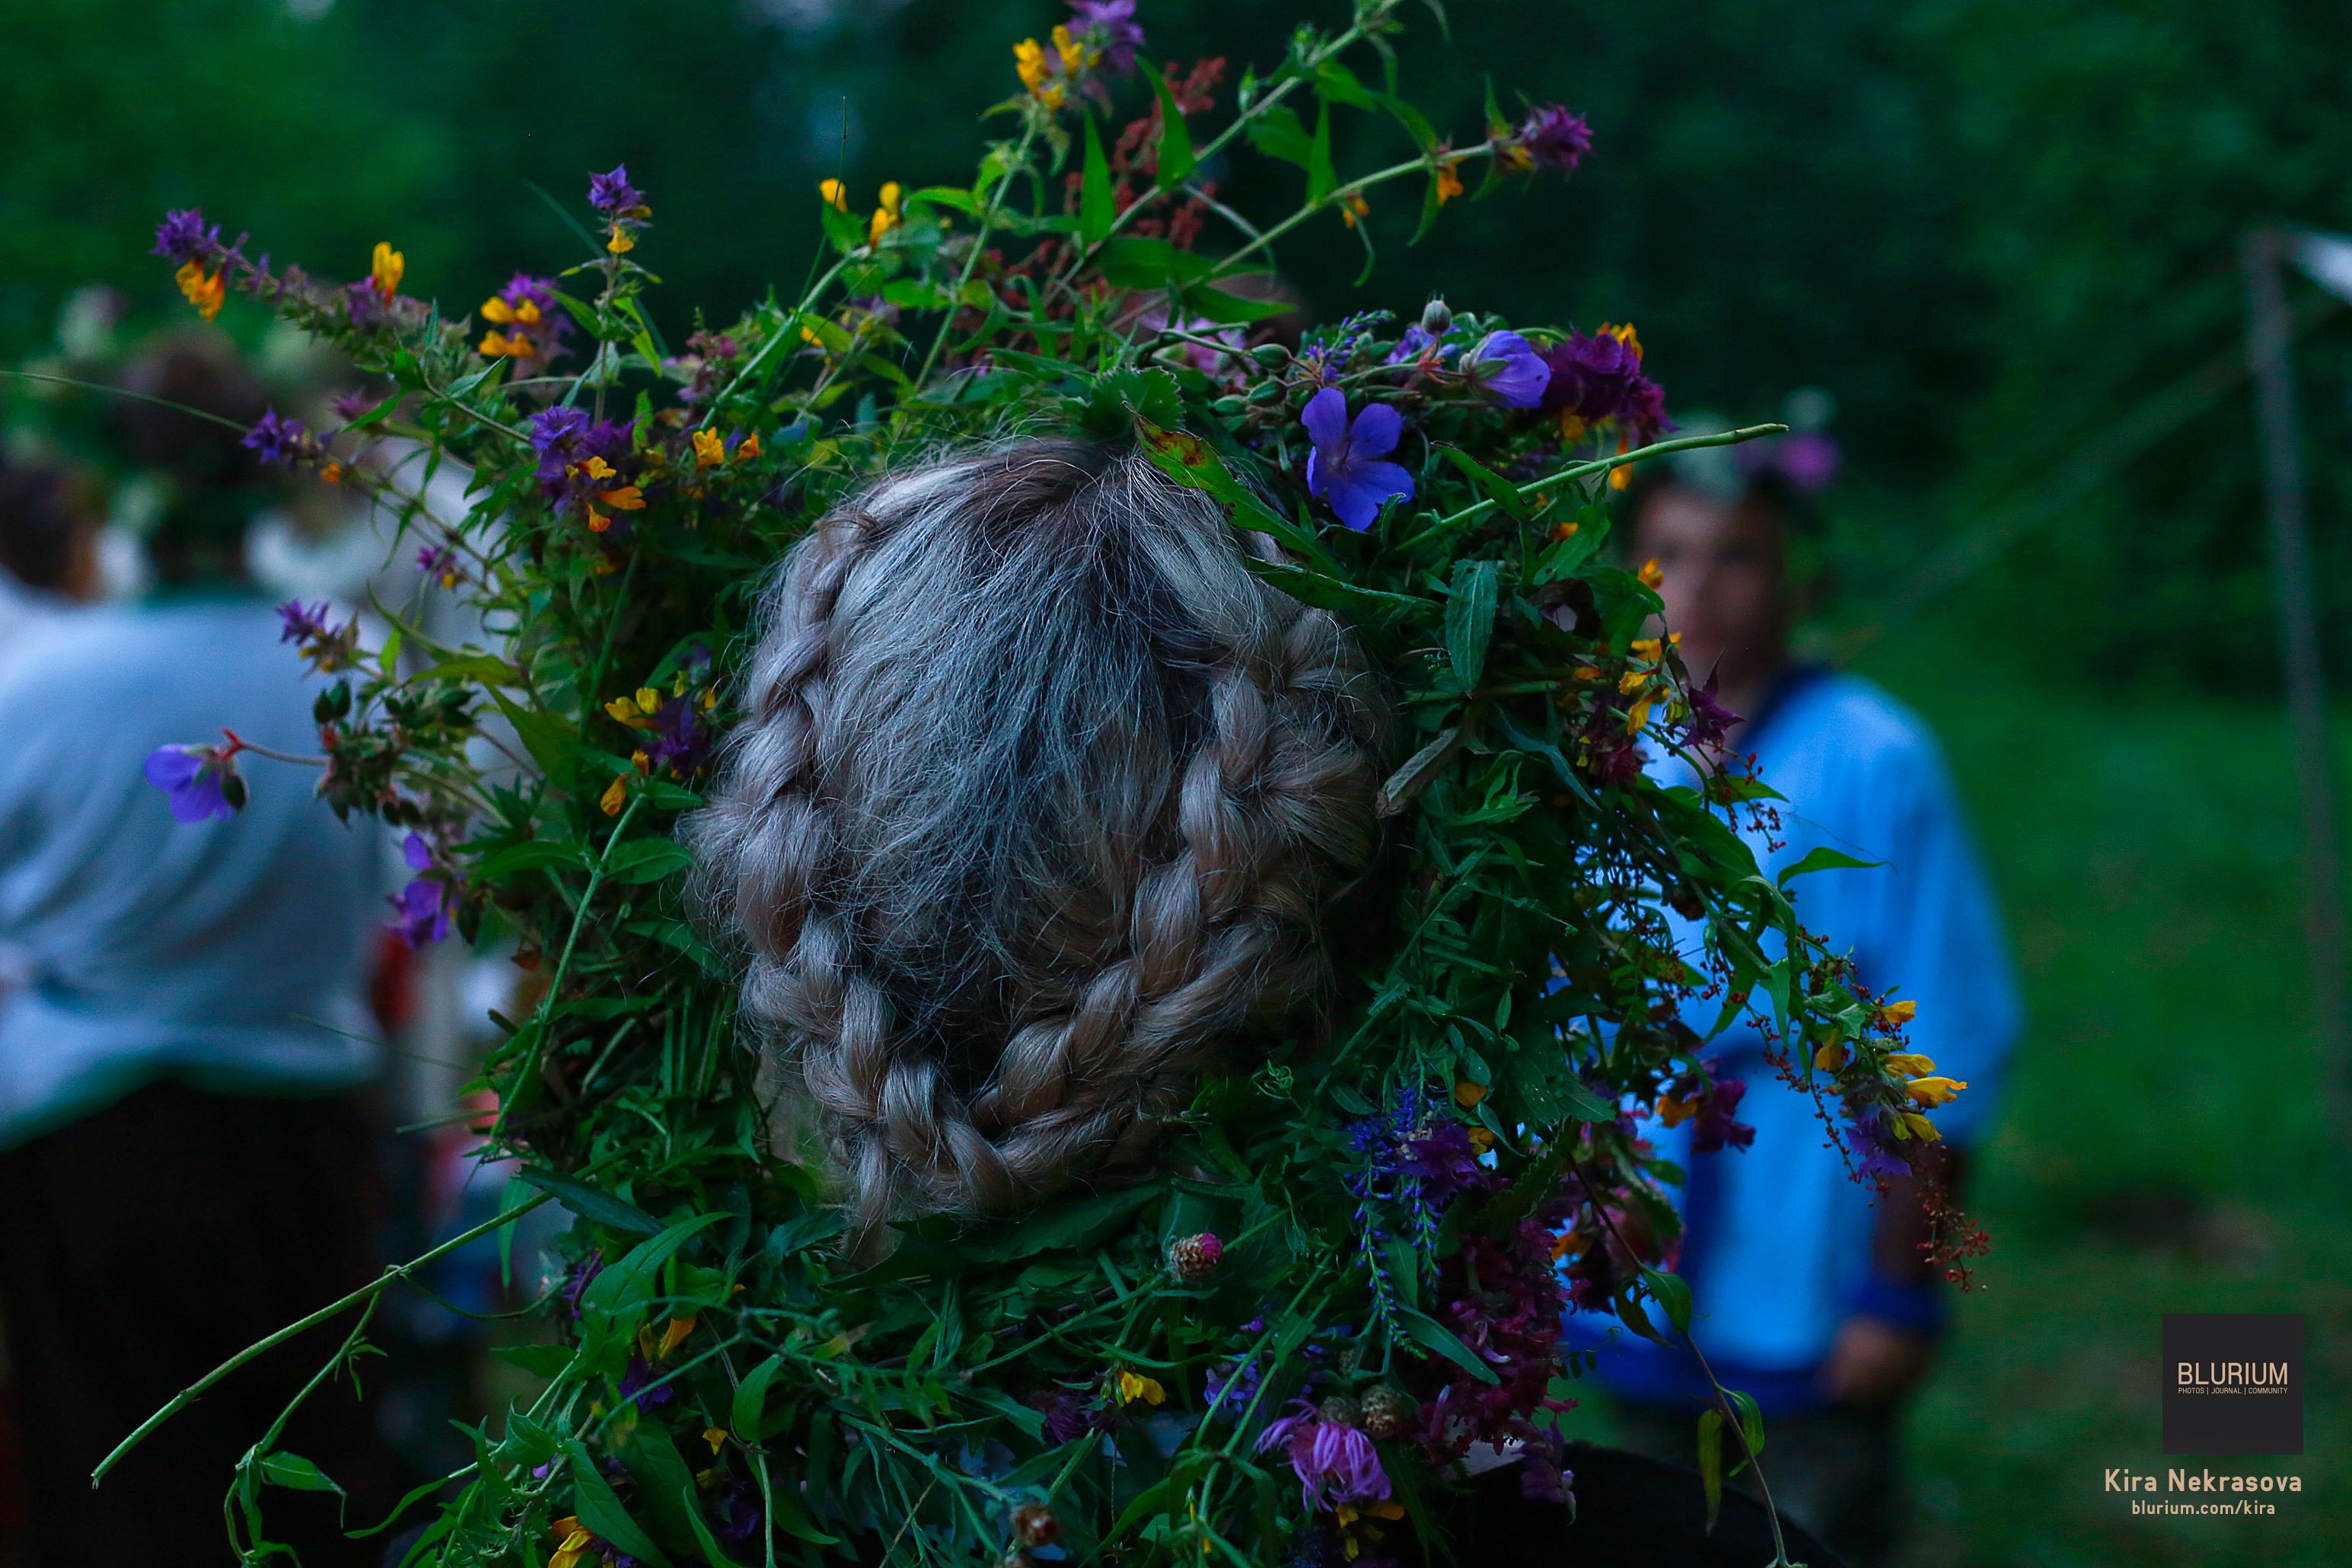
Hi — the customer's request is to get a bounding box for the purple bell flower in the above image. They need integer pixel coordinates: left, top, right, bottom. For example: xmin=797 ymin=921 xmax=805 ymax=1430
xmin=1302 ymin=388 xmax=1414 ymax=532
xmin=142 ymin=743 xmax=246 ymax=824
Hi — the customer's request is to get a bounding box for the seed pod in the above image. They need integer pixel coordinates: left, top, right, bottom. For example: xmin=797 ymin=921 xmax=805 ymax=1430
xmin=1318 ymin=1393 xmax=1364 ymax=1428
xmin=1359 ymin=1385 xmax=1418 ymax=1439
xmin=1420 ymin=297 xmax=1454 ymax=334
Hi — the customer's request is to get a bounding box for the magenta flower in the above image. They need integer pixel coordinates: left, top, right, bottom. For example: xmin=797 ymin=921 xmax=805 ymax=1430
xmin=242 ymin=408 xmax=310 ymax=467
xmin=1256 ymin=1402 xmax=1391 ymax=1511
xmin=1517 ymin=104 xmax=1592 ymax=172
xmin=277 ymin=600 xmax=334 ymax=645
xmin=1472 ymin=330 xmax=1551 ymax=408
xmin=1302 ymin=389 xmax=1413 ymax=532
xmin=143 ymin=742 xmax=246 ymax=823
xmin=1068 ymin=0 xmax=1146 ymax=75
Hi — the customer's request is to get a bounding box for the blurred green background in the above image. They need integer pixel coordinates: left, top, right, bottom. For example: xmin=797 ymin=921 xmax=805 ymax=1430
xmin=6 ymin=0 xmax=2348 ymax=1561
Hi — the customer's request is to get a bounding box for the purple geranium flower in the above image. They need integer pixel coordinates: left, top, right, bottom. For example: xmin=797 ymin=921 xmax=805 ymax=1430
xmin=1518 ymin=104 xmax=1593 ymax=172
xmin=1384 ymin=324 xmax=1436 ymax=366
xmin=143 ymin=742 xmax=244 ymax=824
xmin=588 ymin=164 xmax=645 ymax=218
xmin=1472 ymin=330 xmax=1551 ymax=408
xmin=616 ymin=1353 xmax=677 ymax=1410
xmin=241 ymin=408 xmax=308 ymax=467
xmin=1069 ymin=0 xmax=1146 ymax=75
xmin=1301 ymin=388 xmax=1413 ymax=532
xmin=152 ymin=208 xmax=221 ymax=266
xmin=1256 ymin=1402 xmax=1391 ymax=1511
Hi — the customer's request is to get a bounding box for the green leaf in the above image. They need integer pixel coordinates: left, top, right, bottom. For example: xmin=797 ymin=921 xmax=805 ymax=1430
xmin=1444 ymin=559 xmax=1499 ymax=690
xmin=1144 ymin=61 xmax=1195 ymax=186
xmin=517 ymin=1167 xmax=664 ymax=1234
xmin=1436 ymin=446 xmax=1531 ymax=521
xmin=1307 ymin=101 xmax=1337 ymax=206
xmin=766 ymin=1479 xmax=842 ymax=1545
xmin=474 ymin=840 xmax=587 ymax=879
xmin=1180 ymin=279 xmax=1296 ymax=326
xmin=489 ymin=1343 xmax=577 ymax=1379
xmin=1697 ymin=1408 xmax=1725 ymax=1531
xmin=1245 ymin=105 xmax=1315 ymax=169
xmin=258 ymin=1451 xmax=343 ymax=1495
xmin=563 ymin=1440 xmax=674 ymax=1568
xmin=680 ymin=1483 xmax=747 ymax=1568
xmin=601 ymin=837 xmax=696 ymax=885
xmin=1081 ymin=112 xmax=1114 ymax=246
xmin=490 ymin=690 xmax=576 ymax=786
xmin=1374 ymin=725 xmax=1463 ymax=817
xmin=1776 ymin=846 xmax=1883 ymax=887
xmin=1095 ymin=235 xmax=1214 ymax=290
xmin=731 ymin=1353 xmax=785 ymax=1442
xmin=1314 ymin=59 xmax=1377 ymax=108
xmin=1640 ymin=1265 xmax=1694 ymax=1335
xmin=1247 ymin=556 xmax=1429 ymax=629
xmin=1397 ymin=1306 xmax=1500 ymax=1383
xmin=1375 ymin=91 xmax=1438 ymax=151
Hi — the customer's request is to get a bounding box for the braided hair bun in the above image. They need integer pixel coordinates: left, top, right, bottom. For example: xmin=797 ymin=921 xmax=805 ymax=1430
xmin=690 ymin=440 xmax=1388 ymax=1240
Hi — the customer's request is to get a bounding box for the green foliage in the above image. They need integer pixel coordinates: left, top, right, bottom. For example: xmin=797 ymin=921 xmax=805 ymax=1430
xmin=124 ymin=6 xmax=1979 ymax=1564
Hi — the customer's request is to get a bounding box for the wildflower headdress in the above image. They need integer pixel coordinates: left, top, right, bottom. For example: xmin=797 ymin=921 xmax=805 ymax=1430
xmin=123 ymin=3 xmax=1977 ymax=1562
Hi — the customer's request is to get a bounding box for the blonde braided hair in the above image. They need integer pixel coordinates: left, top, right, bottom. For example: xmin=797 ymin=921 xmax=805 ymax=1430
xmin=690 ymin=441 xmax=1387 ymax=1239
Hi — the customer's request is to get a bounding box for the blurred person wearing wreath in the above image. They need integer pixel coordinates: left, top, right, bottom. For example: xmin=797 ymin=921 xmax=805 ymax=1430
xmin=0 ymin=332 xmax=391 ymax=1561
xmin=1576 ymin=417 xmax=2021 ymax=1566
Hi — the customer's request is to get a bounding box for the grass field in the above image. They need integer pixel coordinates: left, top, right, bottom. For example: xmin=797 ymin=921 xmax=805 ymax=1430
xmin=1555 ymin=617 xmax=2350 ymax=1565
xmin=1872 ymin=627 xmax=2351 ymax=1567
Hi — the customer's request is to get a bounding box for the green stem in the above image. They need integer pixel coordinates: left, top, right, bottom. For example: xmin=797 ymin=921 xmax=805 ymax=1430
xmin=914 ymin=123 xmax=1041 ymax=389
xmin=94 ymin=1190 xmax=554 ymax=1486
xmin=1404 ymin=423 xmax=1789 ymax=549
xmin=1203 ymin=145 xmax=1494 ymax=285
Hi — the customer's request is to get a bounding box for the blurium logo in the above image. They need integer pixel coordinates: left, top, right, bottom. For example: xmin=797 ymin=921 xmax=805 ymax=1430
xmin=2162 ymin=1314 xmax=2303 ymax=1455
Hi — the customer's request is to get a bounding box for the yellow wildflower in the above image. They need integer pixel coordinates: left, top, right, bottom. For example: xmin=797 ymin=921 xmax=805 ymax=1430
xmin=1637 ymin=556 xmax=1665 ymax=589
xmin=1465 ymin=1127 xmax=1496 ymax=1153
xmin=630 ymin=747 xmax=651 ymax=773
xmin=1433 ymin=160 xmax=1464 ymax=205
xmin=658 ymin=1315 xmax=698 ymax=1358
xmin=1605 ymin=320 xmax=1643 ymax=360
xmin=1611 ymin=438 xmax=1635 ymax=490
xmin=586 ymin=505 xmax=613 ymax=534
xmin=703 ymin=1426 xmax=728 ymax=1455
xmin=819 ymin=177 xmax=849 ymax=212
xmin=1626 ymin=696 xmax=1654 ymax=734
xmin=371 ymin=241 xmax=403 ymax=301
xmin=599 ymin=775 xmax=629 ymax=815
xmin=1550 ymin=518 xmax=1580 ymax=543
xmin=1618 ymin=670 xmax=1650 ymax=695
xmin=868 ymin=180 xmax=904 ymax=247
xmin=1897 ymin=1111 xmax=1942 ymax=1143
xmin=693 ymin=429 xmax=725 ymax=469
xmin=550 ymin=1518 xmax=594 ymax=1568
xmin=1883 ymin=1052 xmax=1936 ymax=1078
xmin=734 ymin=431 xmax=761 ymax=463
xmin=174 ymin=260 xmax=225 ymax=322
xmin=599 ymin=486 xmax=646 ymax=511
xmin=1629 ymin=633 xmax=1678 ymax=661
xmin=606 ymin=222 xmax=636 ymax=254
xmin=1114 ymin=1369 xmax=1165 ymax=1406
xmin=481 ymin=295 xmax=516 ymax=323
xmin=1014 ymin=38 xmax=1065 ymax=107
xmin=1655 ymin=1092 xmax=1696 ymax=1128
xmin=1813 ymin=1036 xmax=1848 ymax=1072
xmin=320 ymin=461 xmax=343 ymax=486
xmin=1558 ymin=412 xmax=1589 ymax=443
xmin=1571 ymin=665 xmax=1601 ymax=681
xmin=1052 ymin=22 xmax=1085 ymax=75
xmin=479 ymin=330 xmax=527 ymax=358
xmin=1905 ymin=1076 xmax=1967 ymax=1108
xmin=1877 ymin=999 xmax=1918 ymax=1028
xmin=605 ymin=692 xmax=655 ymax=728
xmin=583 ymin=456 xmax=616 ymax=481
xmin=1338 ymin=193 xmax=1371 ymax=228
xmin=1453 ymin=1080 xmax=1487 ymax=1108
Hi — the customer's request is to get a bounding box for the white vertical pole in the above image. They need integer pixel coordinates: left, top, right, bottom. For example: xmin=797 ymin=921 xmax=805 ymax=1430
xmin=2242 ymin=227 xmax=2350 ymax=1124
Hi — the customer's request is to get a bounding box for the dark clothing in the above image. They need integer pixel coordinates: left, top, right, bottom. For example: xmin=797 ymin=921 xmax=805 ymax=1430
xmin=1433 ymin=1444 xmax=1847 ymax=1566
xmin=1616 ymin=1401 xmax=1897 ymax=1567
xmin=0 ymin=1081 xmax=392 ymax=1565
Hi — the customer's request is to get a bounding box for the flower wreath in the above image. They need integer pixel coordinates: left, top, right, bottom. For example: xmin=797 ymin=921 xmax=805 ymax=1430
xmin=126 ymin=4 xmax=1978 ymax=1564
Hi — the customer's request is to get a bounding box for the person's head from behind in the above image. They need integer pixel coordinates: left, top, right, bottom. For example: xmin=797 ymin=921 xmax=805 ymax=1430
xmin=1626 ymin=470 xmax=1811 ymax=696
xmin=692 ymin=441 xmax=1389 ymax=1241
xmin=107 ymin=331 xmax=271 ymax=587
xmin=0 ymin=458 xmax=100 ymax=601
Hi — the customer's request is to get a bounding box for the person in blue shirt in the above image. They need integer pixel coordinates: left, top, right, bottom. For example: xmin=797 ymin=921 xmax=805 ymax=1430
xmin=1572 ymin=464 xmax=2021 ymax=1566
xmin=0 ymin=334 xmax=393 ymax=1562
